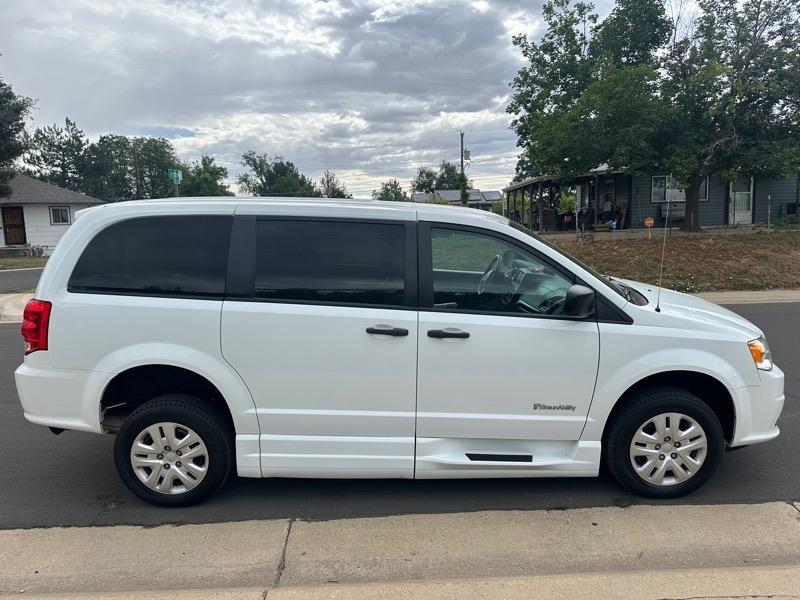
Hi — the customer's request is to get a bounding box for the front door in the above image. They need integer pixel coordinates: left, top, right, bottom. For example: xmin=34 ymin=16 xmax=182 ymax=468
xmin=729 ymin=175 xmax=753 ymax=225
xmin=415 ymin=223 xmax=600 ymax=475
xmin=221 ymin=217 xmax=418 ymax=478
xmin=2 ymin=207 xmax=27 ymax=245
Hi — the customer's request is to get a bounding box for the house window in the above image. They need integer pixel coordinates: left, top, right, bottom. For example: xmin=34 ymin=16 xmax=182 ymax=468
xmin=49 ymin=206 xmax=71 ymax=225
xmin=651 ymin=176 xmax=708 ymax=203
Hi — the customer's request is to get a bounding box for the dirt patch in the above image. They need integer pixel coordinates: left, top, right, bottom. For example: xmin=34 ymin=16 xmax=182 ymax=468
xmin=552 ymin=229 xmax=800 ymax=293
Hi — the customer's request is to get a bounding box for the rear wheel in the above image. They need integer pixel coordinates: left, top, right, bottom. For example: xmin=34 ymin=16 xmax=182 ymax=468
xmin=114 ymin=394 xmax=233 ymax=507
xmin=604 ymin=386 xmax=725 ymax=498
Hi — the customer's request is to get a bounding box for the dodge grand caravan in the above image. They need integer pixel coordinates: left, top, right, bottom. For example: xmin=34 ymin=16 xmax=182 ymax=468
xmin=15 ymin=198 xmax=785 ymax=506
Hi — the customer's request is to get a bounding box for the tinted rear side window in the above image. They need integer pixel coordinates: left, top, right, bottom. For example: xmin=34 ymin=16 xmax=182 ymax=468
xmin=69 ymin=216 xmax=232 ymax=298
xmin=255 ymin=220 xmax=406 ymax=306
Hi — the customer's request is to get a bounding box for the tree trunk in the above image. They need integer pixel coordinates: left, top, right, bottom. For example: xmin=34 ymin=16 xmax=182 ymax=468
xmin=681 ymin=174 xmax=702 ymax=232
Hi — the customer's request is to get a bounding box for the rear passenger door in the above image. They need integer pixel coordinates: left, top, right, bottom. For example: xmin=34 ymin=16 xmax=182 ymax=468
xmin=221 ymin=216 xmax=419 ymax=478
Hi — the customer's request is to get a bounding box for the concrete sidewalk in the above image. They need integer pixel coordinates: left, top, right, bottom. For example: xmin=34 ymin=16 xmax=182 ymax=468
xmin=2 ymin=502 xmax=799 ymax=597
xmin=697 ymin=288 xmax=800 ymax=304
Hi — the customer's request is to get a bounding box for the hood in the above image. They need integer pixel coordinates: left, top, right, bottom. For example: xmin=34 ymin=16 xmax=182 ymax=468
xmin=614 ymin=278 xmax=763 ymax=340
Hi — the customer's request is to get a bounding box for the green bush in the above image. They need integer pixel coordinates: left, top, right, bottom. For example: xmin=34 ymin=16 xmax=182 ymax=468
xmin=559 ymin=192 xmax=577 ymax=213
xmin=772 ymin=215 xmax=800 ymax=229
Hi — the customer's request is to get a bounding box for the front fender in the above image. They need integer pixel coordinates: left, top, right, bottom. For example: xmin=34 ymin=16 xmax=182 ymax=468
xmin=582 ymin=346 xmax=748 ymax=441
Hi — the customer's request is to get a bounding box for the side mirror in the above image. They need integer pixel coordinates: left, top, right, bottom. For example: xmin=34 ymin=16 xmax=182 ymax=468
xmin=563 ymin=284 xmax=595 ymax=318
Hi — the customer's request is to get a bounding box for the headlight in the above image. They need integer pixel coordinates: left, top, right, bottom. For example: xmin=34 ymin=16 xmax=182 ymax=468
xmin=748 ymin=336 xmax=773 ymax=371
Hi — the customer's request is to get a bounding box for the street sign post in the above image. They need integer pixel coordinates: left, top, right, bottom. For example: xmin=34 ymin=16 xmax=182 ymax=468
xmin=644 ymin=215 xmax=655 ymax=239
xmin=167 ymin=168 xmax=183 ymax=197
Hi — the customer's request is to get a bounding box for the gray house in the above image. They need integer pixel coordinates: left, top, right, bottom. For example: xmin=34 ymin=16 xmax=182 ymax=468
xmin=411 ymin=189 xmax=501 ymax=211
xmin=502 ymin=168 xmax=799 ymax=231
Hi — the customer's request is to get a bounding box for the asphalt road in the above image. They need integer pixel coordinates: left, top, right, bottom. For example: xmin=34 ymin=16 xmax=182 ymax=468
xmin=0 ymin=268 xmax=42 ymax=293
xmin=0 ymin=303 xmax=797 ymax=529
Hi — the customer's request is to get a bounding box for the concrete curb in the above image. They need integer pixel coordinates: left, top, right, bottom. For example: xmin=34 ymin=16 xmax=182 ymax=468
xmin=0 ymin=267 xmax=45 ymax=273
xmin=2 ymin=502 xmax=800 ymax=597
xmin=3 ymin=565 xmax=799 ymax=599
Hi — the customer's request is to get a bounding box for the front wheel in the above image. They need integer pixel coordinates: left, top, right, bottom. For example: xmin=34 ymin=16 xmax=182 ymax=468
xmin=114 ymin=394 xmax=233 ymax=507
xmin=604 ymin=386 xmax=725 ymax=498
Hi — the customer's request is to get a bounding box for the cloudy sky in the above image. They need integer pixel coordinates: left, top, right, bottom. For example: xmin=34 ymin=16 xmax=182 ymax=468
xmin=1 ymin=0 xmax=607 ymax=196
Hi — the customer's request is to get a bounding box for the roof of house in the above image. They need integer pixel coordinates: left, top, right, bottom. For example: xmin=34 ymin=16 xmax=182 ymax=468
xmin=0 ymin=174 xmax=103 ymax=206
xmin=411 ymin=189 xmax=501 ymax=204
xmin=503 ymin=164 xmax=625 ymax=193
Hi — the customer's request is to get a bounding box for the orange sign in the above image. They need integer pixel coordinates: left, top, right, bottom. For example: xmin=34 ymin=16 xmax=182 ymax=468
xmin=644 ymin=216 xmax=655 ymax=228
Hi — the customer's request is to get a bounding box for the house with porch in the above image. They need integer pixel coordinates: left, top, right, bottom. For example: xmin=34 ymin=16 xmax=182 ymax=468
xmin=411 ymin=189 xmax=501 ymax=211
xmin=0 ymin=174 xmax=103 ymax=255
xmin=502 ymin=167 xmax=799 ymax=231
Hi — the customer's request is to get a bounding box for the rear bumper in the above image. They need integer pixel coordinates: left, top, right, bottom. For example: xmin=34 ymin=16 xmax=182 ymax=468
xmin=730 ymin=365 xmax=785 ymax=447
xmin=15 ymin=354 xmax=103 ymax=433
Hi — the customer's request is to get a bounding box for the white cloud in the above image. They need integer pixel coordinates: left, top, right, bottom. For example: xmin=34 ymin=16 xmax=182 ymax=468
xmin=0 ymin=0 xmax=558 ymax=195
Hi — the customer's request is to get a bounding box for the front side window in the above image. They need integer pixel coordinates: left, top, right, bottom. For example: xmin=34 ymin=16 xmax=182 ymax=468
xmin=255 ymin=220 xmax=406 ymax=306
xmin=50 ymin=206 xmax=70 ymax=225
xmin=69 ymin=216 xmax=232 ymax=297
xmin=429 ymin=227 xmax=573 ymax=316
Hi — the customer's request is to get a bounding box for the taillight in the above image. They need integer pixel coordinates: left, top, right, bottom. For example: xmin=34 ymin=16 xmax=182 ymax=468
xmin=21 ymin=299 xmax=52 ymax=355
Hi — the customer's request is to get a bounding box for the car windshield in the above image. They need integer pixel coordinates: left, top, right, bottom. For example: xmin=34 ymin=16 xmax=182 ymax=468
xmin=509 ymin=222 xmax=635 ymax=303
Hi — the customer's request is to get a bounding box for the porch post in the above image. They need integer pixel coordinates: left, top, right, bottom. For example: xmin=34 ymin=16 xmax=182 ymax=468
xmin=537 ymin=181 xmax=544 ymax=232
xmin=593 ymin=175 xmax=599 ymax=225
xmin=528 ymin=184 xmax=533 ymax=230
xmin=512 ymin=190 xmax=517 ymax=222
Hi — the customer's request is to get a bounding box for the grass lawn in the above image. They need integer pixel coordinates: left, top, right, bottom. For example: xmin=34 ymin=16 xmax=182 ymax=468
xmin=0 ymin=256 xmax=48 ymax=270
xmin=552 ymin=229 xmax=800 ymax=293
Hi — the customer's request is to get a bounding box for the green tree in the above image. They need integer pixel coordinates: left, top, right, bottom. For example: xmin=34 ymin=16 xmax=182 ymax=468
xmin=507 ymin=0 xmax=598 ymax=178
xmin=590 ymin=0 xmax=670 ymax=66
xmin=508 ymin=0 xmax=800 ymax=231
xmin=434 ymin=160 xmax=465 ymax=190
xmin=0 ymin=73 xmax=33 ymax=195
xmin=411 ymin=166 xmax=437 ymax=193
xmin=373 ymin=179 xmax=409 ymax=202
xmin=238 ymin=152 xmax=319 ymax=197
xmin=25 ymin=117 xmax=87 ymax=191
xmin=131 ymin=137 xmax=180 ymax=199
xmin=411 ymin=161 xmax=472 ymax=193
xmin=82 ymin=134 xmax=134 ymax=201
xmin=181 ymin=155 xmax=233 ymax=197
xmin=82 ymin=135 xmax=181 ymax=201
xmin=319 ymin=169 xmax=352 ymax=198
xmin=655 ymin=0 xmax=800 ymax=229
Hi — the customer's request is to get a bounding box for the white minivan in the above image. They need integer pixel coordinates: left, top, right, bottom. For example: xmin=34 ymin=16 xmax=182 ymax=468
xmin=16 ymin=198 xmax=784 ymax=506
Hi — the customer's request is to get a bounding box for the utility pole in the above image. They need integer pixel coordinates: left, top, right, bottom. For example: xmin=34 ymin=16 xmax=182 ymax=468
xmin=460 ymin=130 xmax=464 ymax=178
xmin=459 ymin=130 xmax=468 ymax=206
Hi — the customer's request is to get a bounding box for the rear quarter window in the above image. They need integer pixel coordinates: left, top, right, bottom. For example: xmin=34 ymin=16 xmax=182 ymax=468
xmin=68 ymin=215 xmax=232 ymax=298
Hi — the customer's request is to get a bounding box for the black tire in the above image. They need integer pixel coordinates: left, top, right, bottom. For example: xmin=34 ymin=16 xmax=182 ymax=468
xmin=604 ymin=386 xmax=725 ymax=498
xmin=114 ymin=394 xmax=233 ymax=507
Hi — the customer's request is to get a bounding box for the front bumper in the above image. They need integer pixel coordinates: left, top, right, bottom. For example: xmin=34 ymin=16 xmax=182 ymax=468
xmin=730 ymin=364 xmax=785 ymax=447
